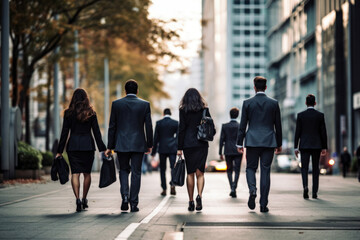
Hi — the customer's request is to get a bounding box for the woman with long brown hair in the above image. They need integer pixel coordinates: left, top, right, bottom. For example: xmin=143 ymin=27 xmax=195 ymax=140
xmin=177 ymin=88 xmax=214 ymax=211
xmin=56 ymin=88 xmax=106 ymax=212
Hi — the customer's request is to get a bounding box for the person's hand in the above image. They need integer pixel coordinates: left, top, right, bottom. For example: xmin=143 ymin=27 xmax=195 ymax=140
xmin=321 ymin=149 xmax=327 ymax=156
xmin=55 ymin=153 xmax=62 ymax=158
xmin=145 ymin=148 xmax=152 ymax=154
xmin=177 ymin=150 xmax=183 ymax=156
xmin=220 ymin=154 xmax=224 ymax=160
xmin=105 ymin=149 xmax=112 ymax=157
xmin=275 ymin=147 xmax=282 ymax=155
xmin=294 ymin=149 xmax=299 ymax=158
xmin=237 ymin=147 xmax=244 ymax=154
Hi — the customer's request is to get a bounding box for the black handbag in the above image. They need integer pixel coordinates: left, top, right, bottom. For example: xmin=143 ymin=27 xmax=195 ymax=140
xmin=51 ymin=156 xmax=69 ymax=185
xmin=197 ymin=108 xmax=216 ymax=142
xmin=171 ymin=155 xmax=185 ymax=186
xmin=99 ymin=154 xmax=116 ymax=188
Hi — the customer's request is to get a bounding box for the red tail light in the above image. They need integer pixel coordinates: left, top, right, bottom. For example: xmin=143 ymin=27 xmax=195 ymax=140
xmin=328 ymin=159 xmax=335 ymax=166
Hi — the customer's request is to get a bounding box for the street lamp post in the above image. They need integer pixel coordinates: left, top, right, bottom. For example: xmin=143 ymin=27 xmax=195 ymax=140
xmin=1 ymin=0 xmax=11 ymax=179
xmin=74 ymin=30 xmax=79 ymax=89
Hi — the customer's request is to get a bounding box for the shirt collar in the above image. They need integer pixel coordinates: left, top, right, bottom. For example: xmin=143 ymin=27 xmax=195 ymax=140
xmin=230 ymin=119 xmax=237 ymax=122
xmin=307 ymin=106 xmax=314 ymax=109
xmin=126 ymin=93 xmax=137 ymax=97
xmin=256 ymin=91 xmax=266 ymax=95
xmin=163 ymin=115 xmax=171 ymax=118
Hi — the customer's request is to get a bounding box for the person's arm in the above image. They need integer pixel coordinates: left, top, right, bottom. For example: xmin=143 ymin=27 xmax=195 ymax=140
xmin=320 ymin=113 xmax=328 ymax=150
xmin=206 ymin=108 xmax=216 ymax=135
xmin=144 ymin=103 xmax=153 ymax=153
xmin=106 ymin=102 xmax=117 ymax=156
xmin=151 ymin=123 xmax=159 ymax=156
xmin=236 ymin=102 xmax=248 ymax=148
xmin=177 ymin=109 xmax=186 ymax=151
xmin=294 ymin=113 xmax=301 ymax=158
xmin=91 ymin=114 xmax=106 ymax=152
xmin=219 ymin=125 xmax=225 ymax=157
xmin=57 ymin=112 xmax=71 ymax=154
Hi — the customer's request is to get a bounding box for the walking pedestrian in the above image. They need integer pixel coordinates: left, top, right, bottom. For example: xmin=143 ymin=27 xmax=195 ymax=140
xmin=356 ymin=145 xmax=360 ymax=182
xmin=177 ymin=88 xmax=215 ymax=211
xmin=237 ymin=76 xmax=282 ymax=213
xmin=340 ymin=147 xmax=351 ymax=178
xmin=105 ymin=79 xmax=153 ymax=212
xmin=219 ymin=107 xmax=243 ymax=198
xmin=151 ymin=108 xmax=178 ymax=196
xmin=294 ymin=94 xmax=327 ymax=199
xmin=56 ymin=88 xmax=106 ymax=212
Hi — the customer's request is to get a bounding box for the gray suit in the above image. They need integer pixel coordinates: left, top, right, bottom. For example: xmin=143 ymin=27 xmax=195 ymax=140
xmin=108 ymin=94 xmax=153 ymax=207
xmin=237 ymin=93 xmax=282 ymax=207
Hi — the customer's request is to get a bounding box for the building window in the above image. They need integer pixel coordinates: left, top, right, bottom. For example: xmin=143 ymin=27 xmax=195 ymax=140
xmin=254 ymin=52 xmax=260 ymax=57
xmin=244 ymin=8 xmax=251 ymax=14
xmin=254 ymin=0 xmax=260 ymax=4
xmin=233 ymin=73 xmax=241 ymax=78
xmin=233 ymin=43 xmax=241 ymax=48
xmin=233 ymin=51 xmax=241 ymax=57
xmin=254 ymin=21 xmax=260 ymax=26
xmin=254 ymin=42 xmax=260 ymax=47
xmin=245 ymin=73 xmax=251 ymax=78
xmin=245 ymin=42 xmax=250 ymax=47
xmin=233 ymin=64 xmax=241 ymax=68
xmin=254 ymin=9 xmax=261 ymax=14
xmin=233 ymin=94 xmax=241 ymax=99
xmin=244 ymin=0 xmax=250 ymax=4
xmin=245 ymin=51 xmax=250 ymax=57
xmin=244 ymin=30 xmax=250 ymax=35
xmin=234 ymin=21 xmax=241 ymax=26
xmin=254 ymin=64 xmax=261 ymax=68
xmin=254 ymin=30 xmax=261 ymax=35
xmin=245 ymin=64 xmax=250 ymax=68
xmin=233 ymin=30 xmax=241 ymax=35
xmin=233 ymin=9 xmax=241 ymax=14
xmin=233 ymin=0 xmax=241 ymax=4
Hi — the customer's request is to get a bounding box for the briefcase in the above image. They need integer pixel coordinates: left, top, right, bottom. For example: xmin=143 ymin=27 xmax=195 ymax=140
xmin=51 ymin=156 xmax=69 ymax=185
xmin=99 ymin=154 xmax=116 ymax=188
xmin=171 ymin=155 xmax=185 ymax=187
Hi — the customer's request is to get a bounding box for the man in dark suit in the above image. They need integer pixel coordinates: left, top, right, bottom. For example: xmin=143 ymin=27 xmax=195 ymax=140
xmin=294 ymin=94 xmax=327 ymax=199
xmin=237 ymin=76 xmax=282 ymax=213
xmin=151 ymin=108 xmax=178 ymax=196
xmin=340 ymin=146 xmax=351 ymax=178
xmin=106 ymin=79 xmax=153 ymax=212
xmin=219 ymin=107 xmax=243 ymax=198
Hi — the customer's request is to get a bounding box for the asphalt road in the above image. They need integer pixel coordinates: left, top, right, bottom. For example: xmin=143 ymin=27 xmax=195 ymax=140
xmin=0 ymin=171 xmax=359 ymax=240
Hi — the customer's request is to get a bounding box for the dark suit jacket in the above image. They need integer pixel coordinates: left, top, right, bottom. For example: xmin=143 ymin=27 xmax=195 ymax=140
xmin=237 ymin=93 xmax=282 ymax=148
xmin=219 ymin=120 xmax=241 ymax=156
xmin=178 ymin=108 xmax=212 ymax=150
xmin=151 ymin=117 xmax=178 ymax=155
xmin=57 ymin=111 xmax=106 ymax=153
xmin=107 ymin=95 xmax=153 ymax=152
xmin=294 ymin=108 xmax=327 ymax=150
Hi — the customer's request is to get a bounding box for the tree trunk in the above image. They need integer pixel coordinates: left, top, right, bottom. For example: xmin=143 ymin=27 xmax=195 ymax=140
xmin=45 ymin=64 xmax=52 ymax=151
xmin=11 ymin=36 xmax=19 ymax=107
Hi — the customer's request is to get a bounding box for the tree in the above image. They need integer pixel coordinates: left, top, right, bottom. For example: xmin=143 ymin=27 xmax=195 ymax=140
xmin=7 ymin=0 xmax=180 ymax=144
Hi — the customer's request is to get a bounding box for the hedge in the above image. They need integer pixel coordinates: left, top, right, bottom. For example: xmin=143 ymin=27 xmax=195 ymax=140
xmin=41 ymin=151 xmax=54 ymax=167
xmin=17 ymin=141 xmax=43 ymax=170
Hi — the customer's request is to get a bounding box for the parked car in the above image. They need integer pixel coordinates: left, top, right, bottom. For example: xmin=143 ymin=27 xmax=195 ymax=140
xmin=206 ymin=159 xmax=227 ymax=172
xmin=273 ymin=154 xmax=301 ymax=173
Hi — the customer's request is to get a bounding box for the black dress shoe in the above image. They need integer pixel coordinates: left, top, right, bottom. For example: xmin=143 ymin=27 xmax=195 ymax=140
xmin=248 ymin=194 xmax=256 ymax=210
xmin=161 ymin=190 xmax=166 ymax=196
xmin=121 ymin=196 xmax=129 ymax=211
xmin=195 ymin=195 xmax=202 ymax=211
xmin=130 ymin=205 xmax=139 ymax=212
xmin=76 ymin=199 xmax=82 ymax=212
xmin=231 ymin=191 xmax=237 ymax=198
xmin=303 ymin=188 xmax=309 ymax=199
xmin=312 ymin=193 xmax=318 ymax=199
xmin=82 ymin=198 xmax=88 ymax=209
xmin=188 ymin=201 xmax=195 ymax=211
xmin=170 ymin=186 xmax=176 ymax=195
xmin=260 ymin=206 xmax=269 ymax=213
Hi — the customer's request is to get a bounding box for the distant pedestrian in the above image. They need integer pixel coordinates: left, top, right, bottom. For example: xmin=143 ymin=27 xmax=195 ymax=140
xmin=294 ymin=94 xmax=327 ymax=199
xmin=56 ymin=88 xmax=106 ymax=212
xmin=151 ymin=108 xmax=179 ymax=196
xmin=105 ymin=79 xmax=153 ymax=212
xmin=177 ymin=88 xmax=215 ymax=211
xmin=237 ymin=76 xmax=282 ymax=213
xmin=340 ymin=147 xmax=351 ymax=178
xmin=219 ymin=107 xmax=243 ymax=198
xmin=356 ymin=145 xmax=360 ymax=182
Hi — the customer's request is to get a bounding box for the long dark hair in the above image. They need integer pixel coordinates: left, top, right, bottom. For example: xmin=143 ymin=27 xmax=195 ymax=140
xmin=179 ymin=88 xmax=207 ymax=112
xmin=66 ymin=88 xmax=95 ymax=122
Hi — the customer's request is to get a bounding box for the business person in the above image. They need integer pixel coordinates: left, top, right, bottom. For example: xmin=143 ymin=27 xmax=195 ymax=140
xmin=294 ymin=94 xmax=327 ymax=199
xmin=178 ymin=88 xmax=214 ymax=211
xmin=340 ymin=147 xmax=351 ymax=178
xmin=105 ymin=79 xmax=153 ymax=212
xmin=151 ymin=108 xmax=178 ymax=196
xmin=56 ymin=88 xmax=106 ymax=212
xmin=237 ymin=76 xmax=282 ymax=213
xmin=219 ymin=107 xmax=243 ymax=198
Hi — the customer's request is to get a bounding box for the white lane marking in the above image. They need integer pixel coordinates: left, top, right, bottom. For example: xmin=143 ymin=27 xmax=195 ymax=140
xmin=114 ymin=195 xmax=171 ymax=240
xmin=0 ymin=187 xmax=70 ymax=207
xmin=141 ymin=195 xmax=170 ymax=224
xmin=114 ymin=223 xmax=141 ymax=240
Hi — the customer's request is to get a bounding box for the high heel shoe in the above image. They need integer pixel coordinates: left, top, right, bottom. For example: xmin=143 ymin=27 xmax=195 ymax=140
xmin=76 ymin=199 xmax=82 ymax=212
xmin=82 ymin=198 xmax=88 ymax=209
xmin=188 ymin=201 xmax=195 ymax=211
xmin=195 ymin=195 xmax=202 ymax=211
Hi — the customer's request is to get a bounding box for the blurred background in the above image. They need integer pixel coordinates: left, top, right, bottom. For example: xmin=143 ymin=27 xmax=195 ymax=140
xmin=1 ymin=0 xmax=360 ymax=179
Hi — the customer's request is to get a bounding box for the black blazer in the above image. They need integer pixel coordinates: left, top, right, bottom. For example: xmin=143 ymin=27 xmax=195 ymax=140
xmin=57 ymin=111 xmax=106 ymax=153
xmin=294 ymin=108 xmax=328 ymax=150
xmin=107 ymin=95 xmax=153 ymax=152
xmin=237 ymin=93 xmax=282 ymax=148
xmin=219 ymin=120 xmax=241 ymax=156
xmin=151 ymin=117 xmax=178 ymax=155
xmin=178 ymin=108 xmax=212 ymax=150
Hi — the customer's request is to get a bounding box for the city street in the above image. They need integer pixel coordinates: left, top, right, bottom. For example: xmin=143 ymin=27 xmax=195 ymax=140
xmin=0 ymin=171 xmax=359 ymax=240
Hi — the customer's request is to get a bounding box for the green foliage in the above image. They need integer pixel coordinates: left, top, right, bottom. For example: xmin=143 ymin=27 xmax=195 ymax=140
xmin=17 ymin=141 xmax=43 ymax=170
xmin=41 ymin=151 xmax=54 ymax=167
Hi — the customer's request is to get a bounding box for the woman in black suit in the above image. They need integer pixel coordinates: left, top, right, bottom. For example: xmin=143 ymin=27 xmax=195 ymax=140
xmin=56 ymin=88 xmax=106 ymax=212
xmin=177 ymin=88 xmax=213 ymax=211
